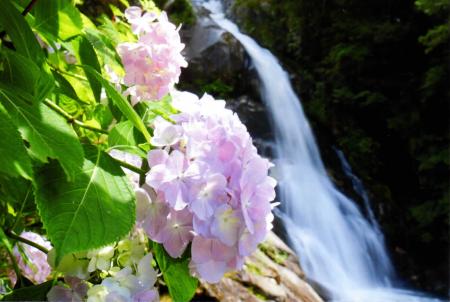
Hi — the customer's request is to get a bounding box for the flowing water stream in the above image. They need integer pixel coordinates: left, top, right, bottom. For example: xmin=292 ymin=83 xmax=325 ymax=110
xmin=192 ymin=1 xmax=444 ymax=301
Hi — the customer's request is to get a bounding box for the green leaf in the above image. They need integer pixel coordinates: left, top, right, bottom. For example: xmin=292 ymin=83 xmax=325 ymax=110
xmin=34 ymin=64 xmax=55 ymax=103
xmin=54 ymin=93 xmax=83 ymax=117
xmin=82 ymin=65 xmax=152 ymax=143
xmin=109 ymin=121 xmax=146 ymax=153
xmin=71 ymin=36 xmax=102 ymax=103
xmin=53 ymin=70 xmax=79 ymax=100
xmin=30 ymin=0 xmax=83 ymax=41
xmin=0 ymin=87 xmax=83 ymax=181
xmin=1 ymin=281 xmax=53 ymax=301
xmin=0 ymin=176 xmax=33 ymax=211
xmin=153 ymin=243 xmax=198 ymax=302
xmin=35 ymin=145 xmax=136 ymax=264
xmin=0 ymin=0 xmax=44 ymax=63
xmin=109 ymin=121 xmax=147 ymax=158
xmin=137 ymin=95 xmax=177 ymax=125
xmin=92 ymin=103 xmax=114 ymax=129
xmin=0 ymin=50 xmax=54 ymax=103
xmin=0 ymin=104 xmax=33 ymax=180
xmin=85 ymin=28 xmax=124 ymax=74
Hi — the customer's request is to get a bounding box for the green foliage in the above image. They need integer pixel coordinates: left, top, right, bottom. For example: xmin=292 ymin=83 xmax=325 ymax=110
xmin=71 ymin=36 xmax=102 ymax=102
xmin=0 ymin=0 xmax=200 ymax=296
xmin=0 ymin=50 xmax=53 ymax=103
xmin=109 ymin=121 xmax=147 ymax=158
xmin=0 ymin=89 xmax=83 ymax=181
xmin=415 ymin=0 xmax=449 ymax=15
xmin=0 ymin=1 xmax=194 ymax=299
xmin=0 ymin=0 xmax=44 ymax=63
xmin=418 ymin=24 xmax=449 ymax=54
xmin=35 ymin=146 xmax=136 ymax=265
xmin=201 ymin=79 xmax=233 ymax=98
xmin=153 ymin=243 xmax=198 ymax=302
xmin=83 ymin=66 xmax=153 ymax=144
xmin=0 ymin=104 xmax=33 ymax=180
xmin=30 ymin=0 xmax=84 ymax=41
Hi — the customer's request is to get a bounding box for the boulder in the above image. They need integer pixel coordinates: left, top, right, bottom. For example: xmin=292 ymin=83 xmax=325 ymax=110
xmin=179 ymin=6 xmax=248 ymax=96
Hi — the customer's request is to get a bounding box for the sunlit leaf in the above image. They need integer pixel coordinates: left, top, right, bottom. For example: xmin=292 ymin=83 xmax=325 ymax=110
xmin=35 ymin=145 xmax=136 ymax=264
xmin=71 ymin=36 xmax=102 ymax=103
xmin=31 ymin=0 xmax=83 ymax=41
xmin=82 ymin=65 xmax=152 ymax=144
xmin=0 ymin=87 xmax=83 ymax=181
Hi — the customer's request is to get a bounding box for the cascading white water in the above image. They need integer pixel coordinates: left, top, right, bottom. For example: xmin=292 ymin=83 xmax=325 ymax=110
xmin=193 ymin=1 xmax=444 ymax=301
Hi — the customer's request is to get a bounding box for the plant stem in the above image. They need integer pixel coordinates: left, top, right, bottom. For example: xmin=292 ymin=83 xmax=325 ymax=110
xmin=112 ymin=158 xmax=147 ymax=175
xmin=51 ymin=66 xmax=88 ymax=82
xmin=5 ymin=230 xmax=49 ymax=254
xmin=44 ymin=99 xmax=109 ymax=134
xmin=139 ymin=159 xmax=149 ymax=186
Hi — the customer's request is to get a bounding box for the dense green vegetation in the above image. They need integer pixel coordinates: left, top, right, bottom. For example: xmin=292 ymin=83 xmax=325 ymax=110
xmin=232 ymin=0 xmax=448 ymax=294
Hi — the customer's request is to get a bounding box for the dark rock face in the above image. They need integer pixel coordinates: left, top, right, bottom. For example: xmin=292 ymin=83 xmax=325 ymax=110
xmin=178 ymin=3 xmax=273 ymax=142
xmin=179 ymin=6 xmax=246 ymax=93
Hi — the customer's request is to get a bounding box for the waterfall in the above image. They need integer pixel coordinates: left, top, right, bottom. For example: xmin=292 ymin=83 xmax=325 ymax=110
xmin=192 ymin=1 xmax=444 ymax=301
xmin=334 ymin=147 xmax=381 ymax=228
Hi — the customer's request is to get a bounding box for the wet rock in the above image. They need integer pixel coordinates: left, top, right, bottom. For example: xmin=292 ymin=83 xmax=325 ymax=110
xmin=200 ymin=232 xmax=324 ymax=302
xmin=179 ymin=2 xmax=272 ymax=142
xmin=179 ymin=6 xmax=248 ymax=97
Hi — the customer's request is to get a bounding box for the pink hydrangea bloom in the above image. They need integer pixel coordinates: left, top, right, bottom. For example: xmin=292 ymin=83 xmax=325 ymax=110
xmin=117 ymin=7 xmax=187 ymax=104
xmin=10 ymin=231 xmax=52 ymax=285
xmin=140 ymin=91 xmax=277 ymax=283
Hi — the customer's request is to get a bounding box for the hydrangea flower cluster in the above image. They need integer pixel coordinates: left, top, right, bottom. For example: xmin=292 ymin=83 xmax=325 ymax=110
xmin=9 ymin=232 xmax=52 ymax=285
xmin=46 ymin=229 xmax=158 ymax=302
xmin=138 ymin=91 xmax=277 ymax=283
xmin=117 ymin=6 xmax=187 ymax=104
xmin=85 ymin=252 xmax=158 ymax=302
